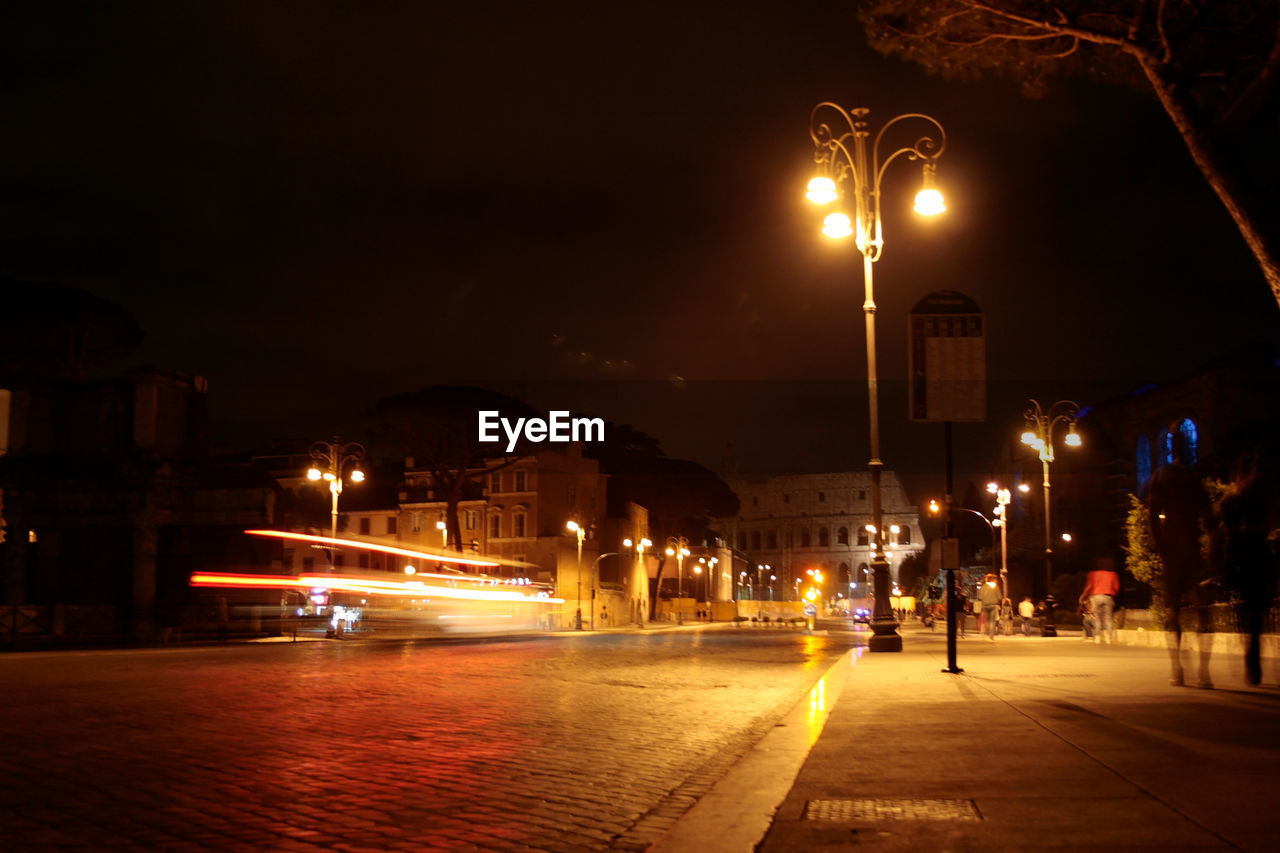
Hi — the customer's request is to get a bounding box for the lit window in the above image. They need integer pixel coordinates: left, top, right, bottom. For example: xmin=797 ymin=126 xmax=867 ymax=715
xmin=898 ymin=527 xmax=911 ymax=545
xmin=857 ymin=529 xmax=869 ymax=547
xmin=465 ymin=510 xmax=479 ymax=530
xmin=410 ymin=512 xmax=422 ymax=533
xmin=1177 ymin=418 xmax=1199 ymax=466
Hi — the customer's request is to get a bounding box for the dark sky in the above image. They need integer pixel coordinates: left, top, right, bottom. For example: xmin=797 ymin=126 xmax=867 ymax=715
xmin=4 ymin=1 xmax=1277 ymax=482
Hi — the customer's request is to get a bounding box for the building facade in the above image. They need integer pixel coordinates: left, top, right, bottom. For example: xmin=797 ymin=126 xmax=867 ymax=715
xmin=720 ymin=471 xmax=925 ymax=600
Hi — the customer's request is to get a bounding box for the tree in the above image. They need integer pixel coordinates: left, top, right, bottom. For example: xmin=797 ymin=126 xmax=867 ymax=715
xmin=363 ymin=386 xmax=540 ymax=552
xmin=858 ymin=1 xmax=1280 ymax=308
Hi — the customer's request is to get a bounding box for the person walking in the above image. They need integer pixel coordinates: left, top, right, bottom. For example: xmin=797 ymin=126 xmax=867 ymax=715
xmin=978 ymin=574 xmax=1002 ymax=642
xmin=1079 ymin=597 xmax=1098 ymax=641
xmin=1081 ymin=558 xmax=1121 ymax=644
xmin=1018 ymin=596 xmax=1035 ymax=635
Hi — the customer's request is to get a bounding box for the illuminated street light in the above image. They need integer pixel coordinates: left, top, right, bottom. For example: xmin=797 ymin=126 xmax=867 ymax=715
xmin=435 ymin=519 xmax=448 ymax=549
xmin=987 ymin=482 xmax=1015 ymax=624
xmin=665 ymin=536 xmax=691 ymax=625
xmin=809 ymin=103 xmax=945 ymax=651
xmin=307 ymin=436 xmax=365 ymax=568
xmin=566 ymin=519 xmax=586 ymax=630
xmin=1021 ymin=399 xmax=1081 ymax=593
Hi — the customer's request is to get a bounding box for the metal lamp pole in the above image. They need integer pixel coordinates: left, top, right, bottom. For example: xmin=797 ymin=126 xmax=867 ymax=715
xmin=1020 ymin=400 xmax=1081 ymax=595
xmin=807 ymin=102 xmax=946 ymax=652
xmin=307 ymin=437 xmax=365 ymax=568
xmin=566 ymin=520 xmax=586 ymax=630
xmin=666 ymin=537 xmax=689 ymax=625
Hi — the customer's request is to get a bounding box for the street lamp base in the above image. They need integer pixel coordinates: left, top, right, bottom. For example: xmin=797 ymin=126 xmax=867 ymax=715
xmin=868 ymin=624 xmax=903 ymax=652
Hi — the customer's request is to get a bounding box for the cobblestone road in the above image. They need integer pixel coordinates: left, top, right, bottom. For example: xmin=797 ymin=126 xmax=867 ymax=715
xmin=1 ymin=627 xmax=856 ymax=851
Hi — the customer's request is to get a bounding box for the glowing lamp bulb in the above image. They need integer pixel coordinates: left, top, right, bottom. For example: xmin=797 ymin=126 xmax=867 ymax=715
xmin=566 ymin=520 xmax=580 ymax=533
xmin=623 ymin=538 xmax=633 ymax=547
xmin=987 ymin=482 xmax=998 ymax=494
xmin=307 ymin=468 xmax=322 ymax=481
xmin=821 ymin=212 xmax=853 ymax=239
xmin=350 ymin=469 xmax=365 ymax=483
xmin=1021 ymin=431 xmax=1037 ymax=446
xmin=1065 ymin=430 xmax=1082 ymax=447
xmin=806 ymin=176 xmax=838 ymax=204
xmin=913 ymin=188 xmax=946 ymax=216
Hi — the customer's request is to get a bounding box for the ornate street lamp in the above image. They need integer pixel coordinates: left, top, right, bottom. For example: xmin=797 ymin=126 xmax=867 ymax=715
xmin=1020 ymin=400 xmax=1081 ymax=594
xmin=306 ymin=437 xmax=365 ymax=568
xmin=665 ymin=536 xmax=690 ymax=625
xmin=807 ymin=102 xmax=947 ymax=652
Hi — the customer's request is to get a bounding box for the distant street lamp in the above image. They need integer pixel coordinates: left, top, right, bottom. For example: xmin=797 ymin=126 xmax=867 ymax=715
xmin=1021 ymin=400 xmax=1081 ymax=593
xmin=622 ymin=536 xmax=652 ymax=626
xmin=566 ymin=519 xmax=587 ymax=630
xmin=698 ymin=556 xmax=719 ymax=614
xmin=307 ymin=437 xmax=365 ymax=568
xmin=807 ymin=102 xmax=946 ymax=653
xmin=986 ymin=482 xmax=1016 ymax=603
xmin=435 ymin=519 xmax=448 ymax=549
xmin=666 ymin=537 xmax=690 ymax=625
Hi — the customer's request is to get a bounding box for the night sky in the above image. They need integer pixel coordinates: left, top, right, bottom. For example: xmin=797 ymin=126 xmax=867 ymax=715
xmin=4 ymin=2 xmax=1277 ymax=483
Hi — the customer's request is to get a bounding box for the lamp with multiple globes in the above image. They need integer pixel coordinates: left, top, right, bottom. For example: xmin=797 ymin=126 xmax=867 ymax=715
xmin=1020 ymin=399 xmax=1082 ymax=593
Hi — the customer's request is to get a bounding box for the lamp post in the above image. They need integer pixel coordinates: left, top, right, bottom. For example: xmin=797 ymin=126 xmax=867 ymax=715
xmin=698 ymin=556 xmax=719 ymax=616
xmin=807 ymin=102 xmax=945 ymax=652
xmin=987 ymin=481 xmax=1028 ymax=604
xmin=566 ymin=519 xmax=586 ymax=630
xmin=1020 ymin=400 xmax=1081 ymax=594
xmin=590 ymin=549 xmax=625 ymax=630
xmin=666 ymin=537 xmax=690 ymax=625
xmin=306 ymin=437 xmax=365 ymax=569
xmin=623 ymin=536 xmax=652 ymax=626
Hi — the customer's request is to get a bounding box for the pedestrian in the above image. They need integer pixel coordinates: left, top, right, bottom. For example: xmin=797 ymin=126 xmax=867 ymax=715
xmin=1018 ymin=596 xmax=1035 ymax=635
xmin=1149 ymin=432 xmax=1214 ymax=687
xmin=216 ymin=596 xmax=230 ymax=643
xmin=1212 ymin=448 xmax=1276 ymax=685
xmin=1079 ymin=597 xmax=1098 ymax=641
xmin=1080 ymin=557 xmax=1121 ymax=644
xmin=978 ymin=574 xmax=1001 ymax=642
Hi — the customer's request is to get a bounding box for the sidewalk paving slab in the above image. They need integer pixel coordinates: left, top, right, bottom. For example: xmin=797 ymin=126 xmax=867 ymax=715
xmin=653 ymin=624 xmax=1280 ymax=852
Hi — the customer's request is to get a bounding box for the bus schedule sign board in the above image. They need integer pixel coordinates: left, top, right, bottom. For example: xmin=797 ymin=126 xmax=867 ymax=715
xmin=909 ymin=290 xmax=986 ymax=422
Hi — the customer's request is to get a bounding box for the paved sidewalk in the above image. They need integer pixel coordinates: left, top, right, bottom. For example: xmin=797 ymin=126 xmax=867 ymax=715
xmin=654 ymin=624 xmax=1280 ymax=852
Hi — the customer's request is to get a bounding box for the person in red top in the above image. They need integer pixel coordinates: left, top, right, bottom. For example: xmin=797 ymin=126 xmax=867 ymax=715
xmin=1080 ymin=558 xmax=1121 ymax=644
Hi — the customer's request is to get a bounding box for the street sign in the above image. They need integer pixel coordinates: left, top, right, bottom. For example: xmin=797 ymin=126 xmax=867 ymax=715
xmin=803 ymin=603 xmax=817 ymax=617
xmin=909 ymin=290 xmax=986 ymax=422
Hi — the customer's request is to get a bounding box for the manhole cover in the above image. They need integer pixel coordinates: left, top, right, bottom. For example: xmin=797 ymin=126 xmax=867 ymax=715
xmin=804 ymin=799 xmax=980 ymax=822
